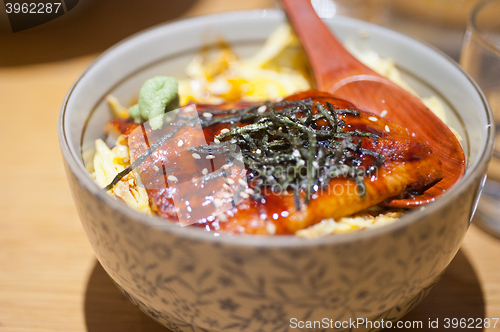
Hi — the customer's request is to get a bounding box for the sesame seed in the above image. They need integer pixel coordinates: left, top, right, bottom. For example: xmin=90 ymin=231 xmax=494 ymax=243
xmin=203 ymin=112 xmax=213 ymax=118
xmin=266 ymin=222 xmax=276 ymax=234
xmin=192 ymin=153 xmax=201 ymax=159
xmin=202 ymin=168 xmax=208 ymax=175
xmin=222 ymin=183 xmax=231 ymax=190
xmin=380 ymin=110 xmax=388 ymax=117
xmin=249 ymin=220 xmax=259 ymax=229
xmin=238 ymin=178 xmax=247 ymax=187
xmin=385 ymin=125 xmax=390 ymax=132
xmin=272 ymin=213 xmax=279 ymax=220
xmin=260 ymin=213 xmax=267 ymax=220
xmin=167 ymin=175 xmax=178 ymax=182
xmin=222 ymin=164 xmax=231 ymax=170
xmin=178 ymin=140 xmax=184 ymax=147
xmin=214 ymin=198 xmax=223 ymax=207
xmin=245 ymin=188 xmax=255 ymax=195
xmin=220 ymin=128 xmax=230 ymax=134
xmin=239 ymin=191 xmax=250 ymax=199
xmin=281 ymin=211 xmax=289 ymax=217
xmin=153 ymin=165 xmax=159 ymax=172
xmin=257 ymin=105 xmax=267 ymax=113
xmin=184 ymin=105 xmax=195 ymax=113
xmin=368 ymin=116 xmax=378 ymax=122
xmin=206 ymin=155 xmax=215 ymax=160
xmin=214 ymin=138 xmax=220 ymax=144
xmin=226 ymin=178 xmax=235 ymax=185
xmin=218 ymin=213 xmax=228 ymax=222
xmin=256 ymin=149 xmax=262 ymax=154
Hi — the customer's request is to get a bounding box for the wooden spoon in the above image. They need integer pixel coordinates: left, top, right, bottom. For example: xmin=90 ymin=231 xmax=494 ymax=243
xmin=280 ymin=0 xmax=465 ymax=207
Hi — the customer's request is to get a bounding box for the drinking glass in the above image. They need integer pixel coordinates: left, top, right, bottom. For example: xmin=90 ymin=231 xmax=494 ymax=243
xmin=388 ymin=0 xmax=477 ymax=60
xmin=461 ymin=0 xmax=500 ymax=237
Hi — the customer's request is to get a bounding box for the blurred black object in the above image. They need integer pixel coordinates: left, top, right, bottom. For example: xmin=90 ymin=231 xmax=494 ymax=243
xmin=0 ymin=0 xmax=197 ymax=66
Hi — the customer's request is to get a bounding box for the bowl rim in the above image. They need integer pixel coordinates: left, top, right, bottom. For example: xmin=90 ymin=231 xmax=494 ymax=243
xmin=59 ymin=9 xmax=494 ymax=247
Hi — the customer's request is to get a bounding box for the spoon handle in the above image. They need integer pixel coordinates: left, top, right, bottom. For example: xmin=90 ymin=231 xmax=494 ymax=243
xmin=280 ymin=0 xmax=378 ymax=91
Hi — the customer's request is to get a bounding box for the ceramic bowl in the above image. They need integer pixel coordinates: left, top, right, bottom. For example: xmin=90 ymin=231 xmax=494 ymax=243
xmin=59 ymin=10 xmax=493 ymax=332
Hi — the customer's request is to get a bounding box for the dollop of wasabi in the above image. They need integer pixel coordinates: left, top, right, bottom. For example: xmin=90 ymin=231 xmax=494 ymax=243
xmin=128 ymin=104 xmax=141 ymax=123
xmin=132 ymin=76 xmax=179 ymax=130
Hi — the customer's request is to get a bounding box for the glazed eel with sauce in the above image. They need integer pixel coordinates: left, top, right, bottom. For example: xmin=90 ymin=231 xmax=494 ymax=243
xmin=105 ymin=90 xmax=443 ymax=235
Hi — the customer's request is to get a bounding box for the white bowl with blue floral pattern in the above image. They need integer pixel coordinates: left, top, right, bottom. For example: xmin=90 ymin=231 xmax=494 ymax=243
xmin=59 ymin=9 xmax=493 ymax=332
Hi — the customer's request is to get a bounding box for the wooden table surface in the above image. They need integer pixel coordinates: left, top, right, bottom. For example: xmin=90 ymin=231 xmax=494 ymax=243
xmin=1 ymin=1 xmax=500 ymax=331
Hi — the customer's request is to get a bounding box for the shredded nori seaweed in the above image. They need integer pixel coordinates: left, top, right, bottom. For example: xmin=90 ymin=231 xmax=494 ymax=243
xmin=105 ymin=98 xmax=385 ymax=209
xmin=195 ymin=99 xmax=385 ymax=207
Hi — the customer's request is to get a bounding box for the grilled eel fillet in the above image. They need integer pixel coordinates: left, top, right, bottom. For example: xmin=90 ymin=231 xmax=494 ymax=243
xmin=122 ymin=90 xmax=443 ymax=235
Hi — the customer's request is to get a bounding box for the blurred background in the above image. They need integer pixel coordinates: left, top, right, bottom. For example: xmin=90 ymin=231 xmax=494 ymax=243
xmin=0 ymin=0 xmax=276 ymax=66
xmin=0 ymin=0 xmax=480 ymax=66
xmin=316 ymin=0 xmax=479 ymax=60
